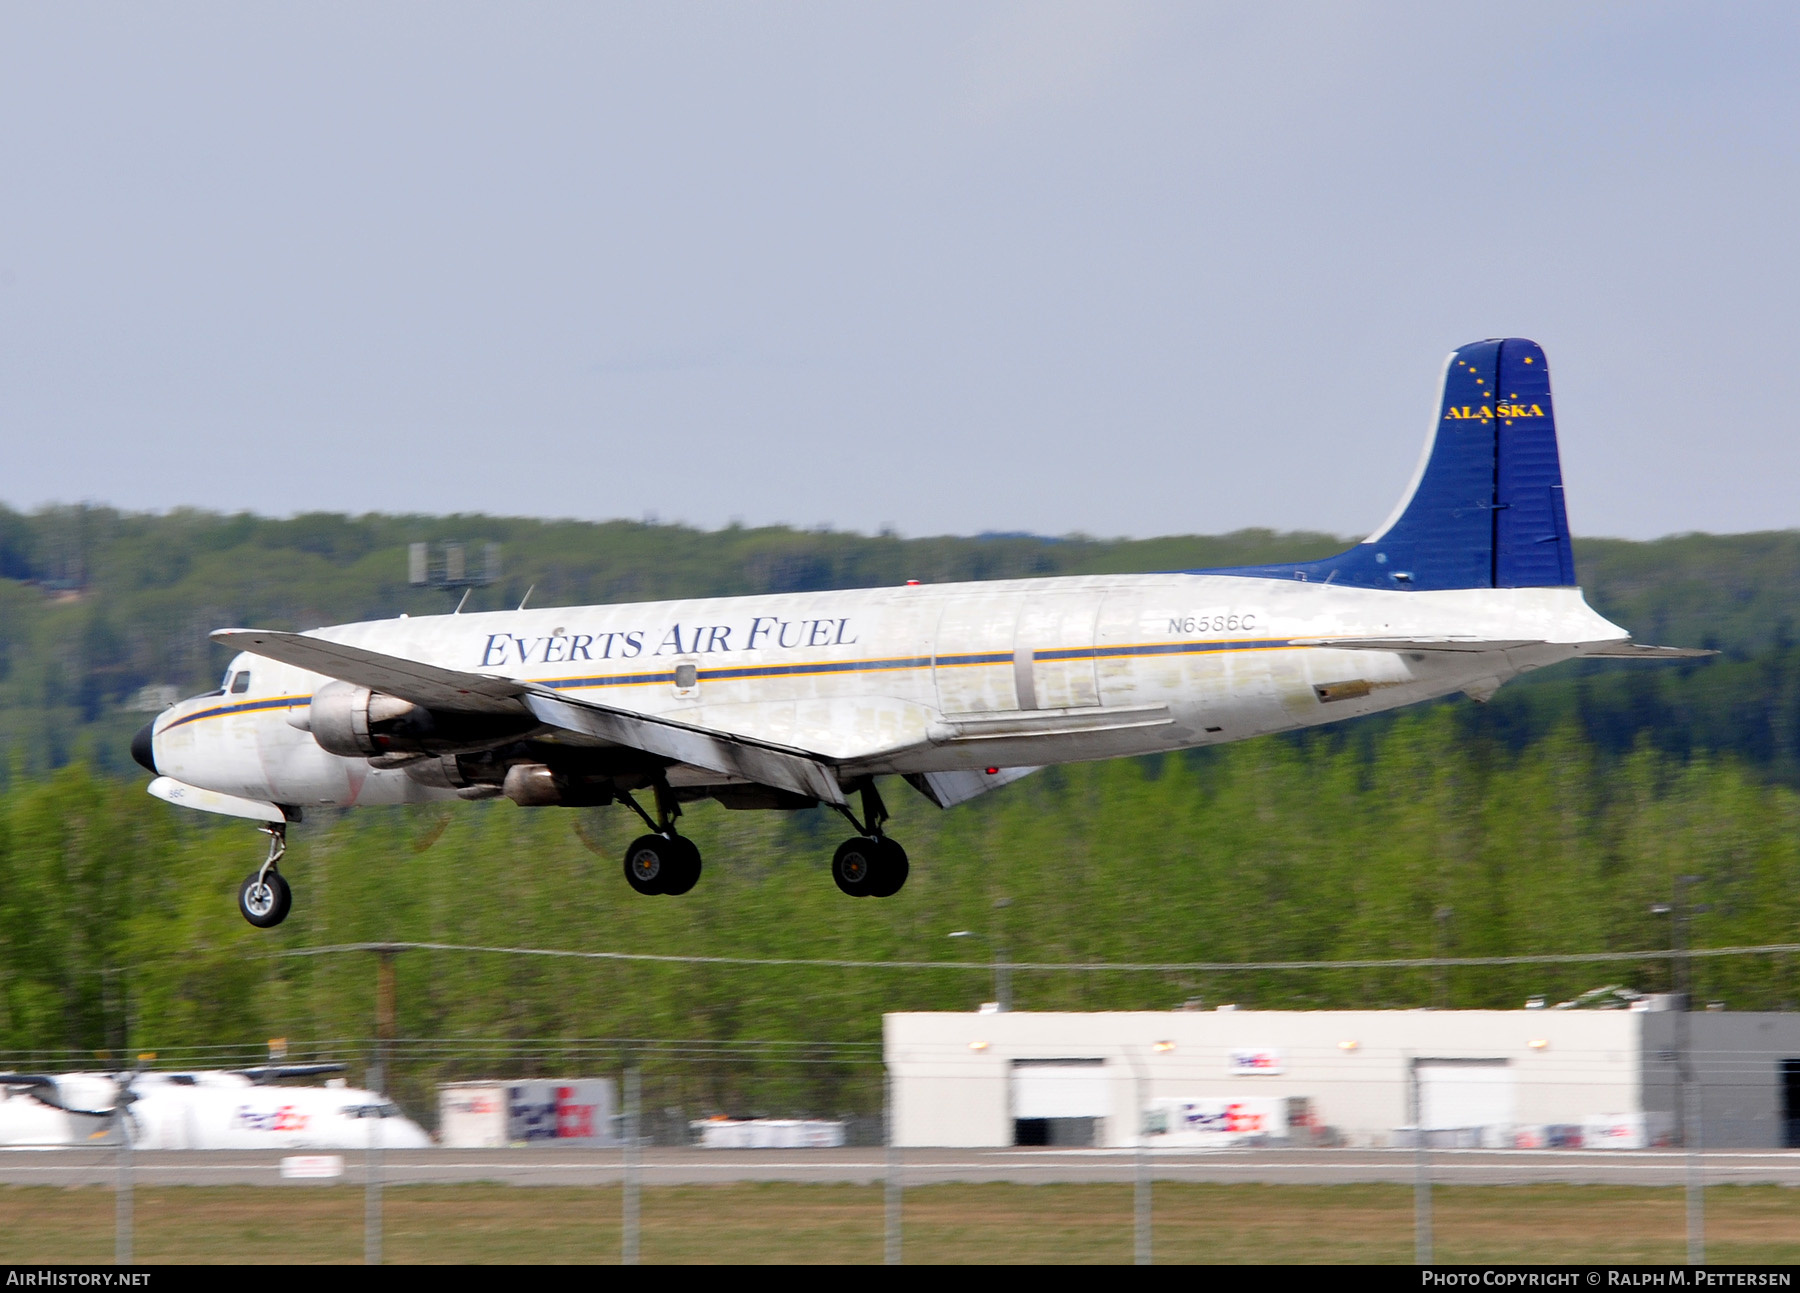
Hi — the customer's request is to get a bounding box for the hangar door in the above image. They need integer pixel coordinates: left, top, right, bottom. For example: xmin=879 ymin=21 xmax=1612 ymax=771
xmin=1012 ymin=1058 xmax=1108 ymax=1147
xmin=1418 ymin=1059 xmax=1515 ymax=1140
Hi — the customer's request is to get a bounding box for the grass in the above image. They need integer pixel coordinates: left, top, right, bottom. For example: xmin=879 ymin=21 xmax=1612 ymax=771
xmin=1 ymin=1183 xmax=1797 ymax=1264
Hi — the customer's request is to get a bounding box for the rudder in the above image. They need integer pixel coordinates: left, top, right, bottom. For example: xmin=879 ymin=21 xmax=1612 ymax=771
xmin=1198 ymin=337 xmax=1575 ymax=590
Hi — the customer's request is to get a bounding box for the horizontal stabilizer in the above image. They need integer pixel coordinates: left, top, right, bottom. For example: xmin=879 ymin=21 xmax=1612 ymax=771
xmin=1292 ymin=637 xmax=1545 ymax=653
xmin=905 ymin=766 xmax=1038 ymax=809
xmin=212 ymin=629 xmax=528 ymax=715
xmin=1576 ymin=642 xmax=1716 ymax=660
xmin=522 ymin=690 xmax=846 ymax=806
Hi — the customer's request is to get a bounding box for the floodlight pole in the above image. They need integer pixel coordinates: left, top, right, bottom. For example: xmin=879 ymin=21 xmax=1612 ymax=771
xmin=1125 ymin=1048 xmax=1151 ymax=1266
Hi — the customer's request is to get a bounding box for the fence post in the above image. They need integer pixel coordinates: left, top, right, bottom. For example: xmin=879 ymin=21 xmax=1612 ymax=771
xmin=1411 ymin=1055 xmax=1432 ymax=1266
xmin=365 ymin=1104 xmax=383 ymax=1265
xmin=623 ymin=1065 xmax=641 ymax=1266
xmin=115 ymin=1109 xmax=132 ymax=1266
xmin=1134 ymin=1070 xmax=1151 ymax=1266
xmin=884 ymin=1067 xmax=901 ymax=1266
xmin=1684 ymin=1053 xmax=1704 ymax=1264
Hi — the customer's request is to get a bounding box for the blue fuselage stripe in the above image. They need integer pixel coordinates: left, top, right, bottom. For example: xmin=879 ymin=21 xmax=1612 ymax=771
xmin=164 ymin=638 xmax=1306 ymax=728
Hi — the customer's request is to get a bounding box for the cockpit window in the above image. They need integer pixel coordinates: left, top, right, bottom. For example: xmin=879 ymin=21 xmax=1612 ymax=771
xmin=230 ymin=671 xmax=251 ymax=694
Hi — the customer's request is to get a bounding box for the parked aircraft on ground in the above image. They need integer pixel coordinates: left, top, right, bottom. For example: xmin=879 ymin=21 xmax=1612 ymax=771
xmin=0 ymin=1066 xmax=430 ymax=1149
xmin=132 ymin=338 xmax=1706 ymax=926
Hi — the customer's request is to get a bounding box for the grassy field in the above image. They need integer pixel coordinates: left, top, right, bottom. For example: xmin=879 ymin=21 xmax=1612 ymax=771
xmin=1 ymin=1183 xmax=1797 ymax=1264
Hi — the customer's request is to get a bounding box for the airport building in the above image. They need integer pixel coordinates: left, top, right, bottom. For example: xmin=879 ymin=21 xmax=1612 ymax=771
xmin=884 ymin=1009 xmax=1800 ymax=1150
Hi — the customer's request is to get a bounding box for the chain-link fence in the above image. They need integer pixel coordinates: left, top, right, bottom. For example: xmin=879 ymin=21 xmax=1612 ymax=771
xmin=4 ymin=1026 xmax=1800 ymax=1265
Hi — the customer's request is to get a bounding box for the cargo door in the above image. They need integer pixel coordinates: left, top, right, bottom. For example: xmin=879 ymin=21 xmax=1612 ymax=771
xmin=933 ymin=596 xmax=1022 ymax=715
xmin=1012 ymin=590 xmax=1101 ymax=710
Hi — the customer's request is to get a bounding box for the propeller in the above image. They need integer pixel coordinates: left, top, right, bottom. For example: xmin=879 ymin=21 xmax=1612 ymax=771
xmin=572 ymin=807 xmax=609 ymax=858
xmin=404 ymin=804 xmax=454 ymax=854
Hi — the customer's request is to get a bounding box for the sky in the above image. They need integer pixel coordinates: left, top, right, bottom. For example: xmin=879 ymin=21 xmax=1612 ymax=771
xmin=2 ymin=2 xmax=1797 ymax=541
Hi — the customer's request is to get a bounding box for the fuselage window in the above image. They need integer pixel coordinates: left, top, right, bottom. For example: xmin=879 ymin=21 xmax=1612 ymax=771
xmin=230 ymin=671 xmax=251 ymax=694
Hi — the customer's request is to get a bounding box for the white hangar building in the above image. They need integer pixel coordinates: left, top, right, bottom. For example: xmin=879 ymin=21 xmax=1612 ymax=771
xmin=882 ymin=1010 xmax=1800 ymax=1150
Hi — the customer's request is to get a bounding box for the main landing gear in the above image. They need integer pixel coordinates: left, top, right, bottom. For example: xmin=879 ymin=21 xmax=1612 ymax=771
xmin=238 ymin=824 xmax=292 ymax=928
xmin=607 ymin=778 xmax=910 ymax=899
xmin=830 ymin=783 xmax=908 ymax=899
xmin=618 ymin=783 xmax=702 ymax=896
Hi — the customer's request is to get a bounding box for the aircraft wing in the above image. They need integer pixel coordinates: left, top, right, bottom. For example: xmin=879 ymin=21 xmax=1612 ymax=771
xmin=217 ymin=628 xmax=848 ymax=805
xmin=237 ymin=1063 xmax=347 ymax=1085
xmin=212 ymin=629 xmax=528 ymax=714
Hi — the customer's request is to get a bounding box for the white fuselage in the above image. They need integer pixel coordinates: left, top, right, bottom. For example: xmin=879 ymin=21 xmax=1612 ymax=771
xmin=151 ymin=572 xmax=1628 ymax=809
xmin=0 ymin=1072 xmax=430 ymax=1150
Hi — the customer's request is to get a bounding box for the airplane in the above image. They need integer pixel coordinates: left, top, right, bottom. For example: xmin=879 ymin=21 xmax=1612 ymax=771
xmin=131 ymin=337 xmax=1708 ymax=927
xmin=0 ymin=1065 xmax=431 ymax=1149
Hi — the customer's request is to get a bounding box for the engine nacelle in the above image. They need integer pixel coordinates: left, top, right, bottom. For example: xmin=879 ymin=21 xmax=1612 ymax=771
xmin=306 ymin=681 xmax=427 ymax=758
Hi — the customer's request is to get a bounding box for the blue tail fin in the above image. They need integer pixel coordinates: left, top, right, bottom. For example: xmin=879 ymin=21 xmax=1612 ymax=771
xmin=1201 ymin=338 xmax=1576 ymax=591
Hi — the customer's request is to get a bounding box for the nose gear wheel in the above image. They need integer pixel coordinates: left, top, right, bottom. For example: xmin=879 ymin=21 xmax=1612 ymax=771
xmin=237 ymin=823 xmax=292 ymax=927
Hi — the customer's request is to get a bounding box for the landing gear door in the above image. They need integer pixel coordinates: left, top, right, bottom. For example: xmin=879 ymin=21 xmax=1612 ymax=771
xmin=1012 ymin=591 xmax=1102 ymax=710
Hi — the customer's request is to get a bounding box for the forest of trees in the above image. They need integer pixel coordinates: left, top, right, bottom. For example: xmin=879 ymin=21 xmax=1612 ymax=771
xmin=0 ymin=505 xmax=1796 ymax=1117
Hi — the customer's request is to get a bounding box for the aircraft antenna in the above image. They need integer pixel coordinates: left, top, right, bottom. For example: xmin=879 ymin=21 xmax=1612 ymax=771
xmin=453 ymin=589 xmax=471 ymax=614
xmin=517 ymin=584 xmax=535 ymax=611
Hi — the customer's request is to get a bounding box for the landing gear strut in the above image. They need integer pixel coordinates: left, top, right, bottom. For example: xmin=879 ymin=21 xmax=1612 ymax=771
xmin=618 ymin=782 xmax=702 ymax=896
xmin=238 ymin=823 xmax=292 ymax=928
xmin=831 ymin=782 xmax=908 ymax=898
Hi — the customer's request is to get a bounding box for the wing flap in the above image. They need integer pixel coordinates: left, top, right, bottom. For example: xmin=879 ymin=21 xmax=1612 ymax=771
xmin=905 ymin=766 xmax=1038 ymax=809
xmin=211 ymin=629 xmax=528 ymax=714
xmin=935 ymin=704 xmax=1173 ymax=741
xmin=522 ymin=690 xmax=846 ymax=805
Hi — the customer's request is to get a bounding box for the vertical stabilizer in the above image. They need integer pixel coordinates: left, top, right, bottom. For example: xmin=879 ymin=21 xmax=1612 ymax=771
xmin=1198 ymin=338 xmax=1576 ymax=591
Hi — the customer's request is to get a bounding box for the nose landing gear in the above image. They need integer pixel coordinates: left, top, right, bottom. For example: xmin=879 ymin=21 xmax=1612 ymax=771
xmin=237 ymin=824 xmax=292 ymax=928
xmin=831 ymin=782 xmax=908 ymax=898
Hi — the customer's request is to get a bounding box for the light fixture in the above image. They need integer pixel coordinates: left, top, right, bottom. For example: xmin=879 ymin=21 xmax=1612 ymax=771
xmin=969 ymin=1040 xmax=990 ymax=1051
xmin=1337 ymin=1040 xmax=1359 ymax=1051
xmin=1528 ymin=1039 xmax=1549 ymax=1050
xmin=1152 ymin=1040 xmax=1175 ymax=1053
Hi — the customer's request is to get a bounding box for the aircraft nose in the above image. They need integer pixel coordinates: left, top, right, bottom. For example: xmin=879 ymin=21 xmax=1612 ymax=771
xmin=131 ymin=721 xmax=158 ymax=774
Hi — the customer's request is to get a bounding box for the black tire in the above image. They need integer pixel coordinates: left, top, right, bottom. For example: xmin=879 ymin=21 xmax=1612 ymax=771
xmin=238 ymin=870 xmax=292 ymax=928
xmin=832 ymin=837 xmax=880 ymax=897
xmin=623 ymin=834 xmax=675 ymax=895
xmin=660 ymin=835 xmax=703 ymax=896
xmin=867 ymin=837 xmax=909 ymax=898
